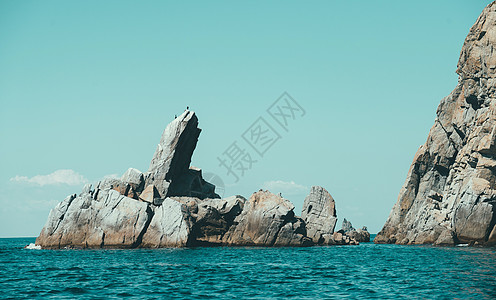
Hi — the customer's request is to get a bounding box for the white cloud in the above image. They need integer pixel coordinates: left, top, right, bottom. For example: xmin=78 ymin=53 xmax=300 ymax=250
xmin=102 ymin=173 xmax=120 ymax=179
xmin=261 ymin=180 xmax=308 ymax=195
xmin=10 ymin=169 xmax=88 ymax=186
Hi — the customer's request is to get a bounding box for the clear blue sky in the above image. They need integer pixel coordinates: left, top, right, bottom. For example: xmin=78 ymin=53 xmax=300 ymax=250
xmin=0 ymin=0 xmax=491 ymax=237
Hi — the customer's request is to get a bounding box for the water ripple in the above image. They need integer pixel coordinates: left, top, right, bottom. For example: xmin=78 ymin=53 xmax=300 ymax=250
xmin=2 ymin=238 xmax=495 ymax=299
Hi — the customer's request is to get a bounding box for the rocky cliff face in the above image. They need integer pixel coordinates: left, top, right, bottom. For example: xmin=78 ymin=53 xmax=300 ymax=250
xmin=36 ymin=111 xmax=353 ymax=248
xmin=301 ymin=186 xmax=337 ymax=244
xmin=375 ymin=2 xmax=496 ymax=246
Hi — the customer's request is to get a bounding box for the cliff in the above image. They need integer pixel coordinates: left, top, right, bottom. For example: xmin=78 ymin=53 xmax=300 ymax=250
xmin=375 ymin=2 xmax=496 ymax=246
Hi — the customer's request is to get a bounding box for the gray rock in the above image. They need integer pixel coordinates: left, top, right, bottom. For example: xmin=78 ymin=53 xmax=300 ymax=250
xmin=36 ymin=194 xmax=77 ymax=246
xmin=341 ymin=218 xmax=370 ymax=243
xmin=453 ymin=201 xmax=494 ymax=243
xmin=140 ymin=198 xmax=193 ymax=247
xmin=331 ymin=231 xmax=358 ymax=245
xmin=121 ymin=168 xmax=144 ymax=193
xmin=341 ymin=218 xmax=354 ymax=232
xmin=375 ymin=2 xmax=496 ymax=246
xmin=301 ymin=186 xmax=337 ymax=244
xmin=434 ymin=229 xmax=456 ymax=246
xmin=144 ymin=110 xmax=219 ymax=199
xmin=35 ymin=108 xmax=357 ymax=248
xmin=36 ymin=190 xmax=152 ymax=249
xmin=139 ymin=184 xmax=160 ymax=204
xmin=223 ymin=190 xmax=312 ymax=246
xmin=81 ymin=184 xmax=93 ymax=195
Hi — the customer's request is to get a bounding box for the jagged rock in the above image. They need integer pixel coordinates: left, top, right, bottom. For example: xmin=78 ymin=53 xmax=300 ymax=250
xmin=223 ymin=190 xmax=312 ymax=246
xmin=301 ymin=186 xmax=337 ymax=244
xmin=331 ymin=231 xmax=359 ymax=245
xmin=36 ymin=190 xmax=152 ymax=249
xmin=341 ymin=218 xmax=354 ymax=232
xmin=144 ymin=110 xmax=218 ymax=199
xmin=375 ymin=2 xmax=496 ymax=246
xmin=81 ymin=184 xmax=92 ymax=195
xmin=341 ymin=218 xmax=370 ymax=242
xmin=140 ymin=198 xmax=193 ymax=248
xmin=121 ymin=168 xmax=145 ymax=194
xmin=36 ymin=194 xmax=77 ymax=247
xmin=36 ymin=109 xmax=350 ymax=248
xmin=203 ymin=195 xmax=245 ymax=219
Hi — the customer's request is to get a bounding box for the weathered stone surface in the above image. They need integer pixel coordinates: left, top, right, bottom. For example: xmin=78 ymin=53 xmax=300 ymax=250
xmin=434 ymin=229 xmax=456 ymax=246
xmin=144 ymin=110 xmax=217 ymax=199
xmin=121 ymin=168 xmax=145 ymax=194
xmin=36 ymin=190 xmax=152 ymax=249
xmin=331 ymin=231 xmax=358 ymax=245
xmin=375 ymin=2 xmax=496 ymax=246
xmin=191 ymin=195 xmax=246 ymax=245
xmin=223 ymin=190 xmax=312 ymax=246
xmin=140 ymin=198 xmax=193 ymax=248
xmin=36 ymin=108 xmax=354 ymax=248
xmin=301 ymin=186 xmax=337 ymax=244
xmin=139 ymin=185 xmax=161 ymax=205
xmin=341 ymin=218 xmax=370 ymax=243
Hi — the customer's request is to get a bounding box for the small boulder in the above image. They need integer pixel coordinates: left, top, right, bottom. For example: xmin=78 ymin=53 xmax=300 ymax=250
xmin=139 ymin=185 xmax=161 ymax=205
xmin=341 ymin=218 xmax=370 ymax=242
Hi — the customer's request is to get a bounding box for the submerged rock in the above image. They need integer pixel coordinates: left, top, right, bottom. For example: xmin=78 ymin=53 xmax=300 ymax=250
xmin=375 ymin=2 xmax=496 ymax=246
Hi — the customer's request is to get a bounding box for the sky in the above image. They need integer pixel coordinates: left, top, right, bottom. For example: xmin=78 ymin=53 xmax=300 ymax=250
xmin=0 ymin=0 xmax=492 ymax=237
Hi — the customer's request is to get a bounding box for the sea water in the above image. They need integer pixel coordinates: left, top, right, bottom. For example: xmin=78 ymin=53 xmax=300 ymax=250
xmin=1 ymin=237 xmax=495 ymax=299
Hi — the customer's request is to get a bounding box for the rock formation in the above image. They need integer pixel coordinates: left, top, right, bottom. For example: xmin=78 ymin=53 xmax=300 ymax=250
xmin=145 ymin=111 xmax=219 ymax=199
xmin=341 ymin=218 xmax=370 ymax=243
xmin=375 ymin=2 xmax=496 ymax=246
xmin=223 ymin=190 xmax=312 ymax=246
xmin=36 ymin=111 xmax=352 ymax=249
xmin=301 ymin=186 xmax=337 ymax=244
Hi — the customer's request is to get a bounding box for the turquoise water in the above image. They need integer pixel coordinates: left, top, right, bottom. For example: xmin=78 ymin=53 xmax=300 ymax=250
xmin=1 ymin=237 xmax=495 ymax=299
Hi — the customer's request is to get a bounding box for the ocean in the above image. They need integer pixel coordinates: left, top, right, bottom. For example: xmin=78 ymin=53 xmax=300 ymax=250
xmin=1 ymin=237 xmax=495 ymax=299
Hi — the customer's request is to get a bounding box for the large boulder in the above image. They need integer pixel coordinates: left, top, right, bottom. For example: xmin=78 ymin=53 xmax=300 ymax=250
xmin=301 ymin=186 xmax=338 ymax=244
xmin=223 ymin=190 xmax=312 ymax=246
xmin=375 ymin=2 xmax=496 ymax=246
xmin=140 ymin=198 xmax=194 ymax=248
xmin=36 ymin=188 xmax=152 ymax=249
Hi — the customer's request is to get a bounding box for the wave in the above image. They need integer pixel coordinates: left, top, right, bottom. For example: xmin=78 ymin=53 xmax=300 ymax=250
xmin=25 ymin=243 xmax=42 ymax=250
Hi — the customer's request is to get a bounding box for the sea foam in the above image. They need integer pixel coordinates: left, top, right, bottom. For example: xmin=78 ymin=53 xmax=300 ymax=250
xmin=25 ymin=243 xmax=42 ymax=250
